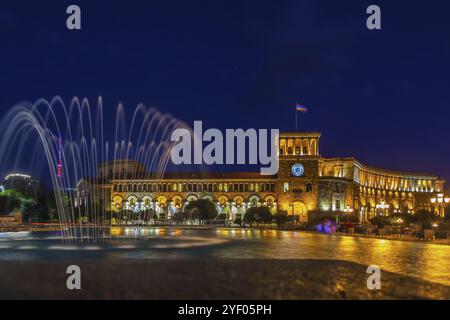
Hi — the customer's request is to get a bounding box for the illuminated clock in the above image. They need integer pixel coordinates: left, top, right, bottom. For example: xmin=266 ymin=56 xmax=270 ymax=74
xmin=291 ymin=163 xmax=304 ymax=177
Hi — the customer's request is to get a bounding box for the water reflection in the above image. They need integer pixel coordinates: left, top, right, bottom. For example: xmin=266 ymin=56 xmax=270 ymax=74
xmin=211 ymin=229 xmax=450 ymax=286
xmin=0 ymin=227 xmax=448 ymax=285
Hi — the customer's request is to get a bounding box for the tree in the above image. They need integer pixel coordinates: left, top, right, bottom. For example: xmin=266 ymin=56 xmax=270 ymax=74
xmin=274 ymin=213 xmax=289 ymax=228
xmin=369 ymin=216 xmax=390 ymax=228
xmin=244 ymin=207 xmax=273 ymax=225
xmin=421 ymin=221 xmax=433 ymax=230
xmin=0 ymin=189 xmax=52 ymax=222
xmin=172 ymin=210 xmax=185 ymax=223
xmin=185 ymin=199 xmax=217 ymax=220
xmin=22 ymin=197 xmax=49 ymax=222
xmin=256 ymin=206 xmax=273 ymax=223
xmin=0 ymin=190 xmax=22 ymax=214
xmin=243 ymin=210 xmax=257 ymax=226
xmin=411 ymin=210 xmax=437 ymax=224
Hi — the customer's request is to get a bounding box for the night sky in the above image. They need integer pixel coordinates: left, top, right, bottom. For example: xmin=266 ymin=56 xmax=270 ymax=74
xmin=1 ymin=0 xmax=450 ymax=183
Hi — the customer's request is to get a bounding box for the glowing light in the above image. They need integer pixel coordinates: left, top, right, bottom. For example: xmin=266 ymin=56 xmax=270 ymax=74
xmin=5 ymin=173 xmax=31 ymax=180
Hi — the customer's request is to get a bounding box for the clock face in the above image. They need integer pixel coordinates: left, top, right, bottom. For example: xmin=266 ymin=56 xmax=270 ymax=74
xmin=291 ymin=163 xmax=304 ymax=177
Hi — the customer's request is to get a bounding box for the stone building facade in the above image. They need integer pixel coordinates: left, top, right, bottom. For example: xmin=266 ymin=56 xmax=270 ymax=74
xmin=75 ymin=132 xmax=445 ymax=223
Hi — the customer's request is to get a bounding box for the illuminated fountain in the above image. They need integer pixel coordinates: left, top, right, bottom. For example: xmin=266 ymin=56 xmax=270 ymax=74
xmin=0 ymin=96 xmax=187 ymax=241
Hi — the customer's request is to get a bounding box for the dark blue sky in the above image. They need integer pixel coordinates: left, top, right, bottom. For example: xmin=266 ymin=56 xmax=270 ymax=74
xmin=1 ymin=0 xmax=450 ymax=181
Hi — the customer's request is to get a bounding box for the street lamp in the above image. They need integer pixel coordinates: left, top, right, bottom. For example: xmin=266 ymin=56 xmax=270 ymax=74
xmin=343 ymin=206 xmax=353 ymax=222
xmin=430 ymin=193 xmax=450 ymax=217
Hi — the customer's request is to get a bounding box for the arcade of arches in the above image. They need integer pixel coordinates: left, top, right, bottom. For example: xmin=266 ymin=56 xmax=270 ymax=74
xmin=109 ymin=192 xmax=278 ymax=221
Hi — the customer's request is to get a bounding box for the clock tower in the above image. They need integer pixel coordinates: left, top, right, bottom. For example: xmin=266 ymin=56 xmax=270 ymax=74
xmin=276 ymin=132 xmax=321 ymax=222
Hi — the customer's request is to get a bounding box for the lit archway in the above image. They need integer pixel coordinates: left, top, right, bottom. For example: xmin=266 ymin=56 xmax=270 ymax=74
xmin=112 ymin=195 xmax=123 ymax=212
xmin=248 ymin=195 xmax=260 ymax=207
xmin=202 ymin=195 xmax=213 ymax=202
xmin=401 ymin=200 xmax=413 ymax=213
xmin=292 ymin=201 xmax=308 ymax=222
xmin=171 ymin=195 xmax=183 ymax=209
xmin=157 ymin=195 xmax=167 ymax=207
xmin=264 ymin=195 xmax=277 ymax=214
xmin=142 ymin=195 xmax=153 ymax=210
xmin=186 ymin=194 xmax=198 ymax=202
xmin=127 ymin=195 xmax=138 ymax=208
xmin=233 ymin=195 xmax=244 ymax=206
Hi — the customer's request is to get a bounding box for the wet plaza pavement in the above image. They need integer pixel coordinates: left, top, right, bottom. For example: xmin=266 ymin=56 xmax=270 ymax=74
xmin=0 ymin=227 xmax=449 ymax=299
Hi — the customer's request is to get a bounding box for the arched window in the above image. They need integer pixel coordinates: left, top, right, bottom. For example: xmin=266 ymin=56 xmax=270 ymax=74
xmin=306 ymin=183 xmax=313 ymax=193
xmin=335 ymin=200 xmax=341 ymax=211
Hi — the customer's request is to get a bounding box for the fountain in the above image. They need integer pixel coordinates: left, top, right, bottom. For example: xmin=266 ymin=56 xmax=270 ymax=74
xmin=0 ymin=96 xmax=188 ymax=241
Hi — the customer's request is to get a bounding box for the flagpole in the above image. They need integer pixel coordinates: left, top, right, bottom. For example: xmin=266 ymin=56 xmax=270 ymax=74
xmin=295 ymin=109 xmax=298 ymax=131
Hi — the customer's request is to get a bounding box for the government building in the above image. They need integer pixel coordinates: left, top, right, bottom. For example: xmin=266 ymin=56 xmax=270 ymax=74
xmin=76 ymin=132 xmax=446 ymax=223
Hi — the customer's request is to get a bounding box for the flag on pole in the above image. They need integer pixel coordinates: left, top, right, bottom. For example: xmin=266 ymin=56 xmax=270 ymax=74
xmin=296 ymin=103 xmax=307 ymax=113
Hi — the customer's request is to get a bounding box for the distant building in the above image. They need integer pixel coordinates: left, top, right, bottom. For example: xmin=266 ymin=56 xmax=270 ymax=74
xmin=75 ymin=132 xmax=446 ymax=223
xmin=2 ymin=173 xmax=46 ymax=199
